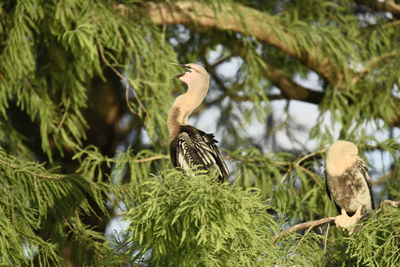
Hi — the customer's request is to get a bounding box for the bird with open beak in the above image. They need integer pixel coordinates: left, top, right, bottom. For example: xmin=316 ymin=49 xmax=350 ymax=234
xmin=167 ymin=63 xmax=229 ymax=182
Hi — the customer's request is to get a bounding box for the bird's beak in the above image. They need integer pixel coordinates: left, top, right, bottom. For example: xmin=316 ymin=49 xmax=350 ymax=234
xmin=169 ymin=62 xmax=189 ymax=78
xmin=169 ymin=62 xmax=187 ymax=67
xmin=175 ymin=72 xmax=185 ymax=79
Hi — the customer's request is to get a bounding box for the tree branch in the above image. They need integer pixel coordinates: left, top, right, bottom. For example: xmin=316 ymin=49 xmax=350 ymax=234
xmin=118 ymin=2 xmax=400 ymax=126
xmin=355 ymin=0 xmax=400 ymax=15
xmin=132 ymin=1 xmax=346 ymax=87
xmin=0 ymin=158 xmax=65 ymax=180
xmin=203 ymin=47 xmax=325 ymax=105
xmin=380 ymin=199 xmax=400 ymax=208
xmin=372 ymin=170 xmax=394 ymax=185
xmin=274 ymin=217 xmax=336 ymax=242
xmin=275 ymin=200 xmax=400 ymax=242
xmin=133 ymin=155 xmax=169 ymax=163
xmin=261 ymin=63 xmax=325 ymax=104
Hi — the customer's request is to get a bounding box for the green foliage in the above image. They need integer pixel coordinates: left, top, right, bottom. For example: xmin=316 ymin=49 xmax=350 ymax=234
xmin=0 ymin=0 xmax=399 ymax=266
xmin=346 ymin=206 xmax=400 ymax=266
xmin=123 ymin=169 xmax=330 ymax=266
xmin=124 ymin=170 xmax=276 ymax=266
xmin=0 ymin=147 xmax=110 ymax=265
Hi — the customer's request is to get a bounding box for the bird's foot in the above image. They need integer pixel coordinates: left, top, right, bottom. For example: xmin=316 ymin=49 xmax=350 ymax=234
xmin=334 ymin=213 xmax=353 ymax=228
xmin=334 ymin=207 xmax=362 ymax=233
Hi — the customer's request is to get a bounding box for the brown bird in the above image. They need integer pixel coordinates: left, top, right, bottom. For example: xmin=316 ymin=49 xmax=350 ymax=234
xmin=325 ymin=140 xmax=374 ymax=228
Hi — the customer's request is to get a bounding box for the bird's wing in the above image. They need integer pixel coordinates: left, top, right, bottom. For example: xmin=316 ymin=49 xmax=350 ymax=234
xmin=200 ymin=132 xmax=229 ymax=180
xmin=324 ymin=166 xmax=342 ymax=213
xmin=171 ymin=129 xmax=229 ymax=181
xmin=356 ymin=159 xmax=372 ymax=188
xmin=324 ymin=167 xmax=331 ymax=197
xmin=356 ymin=158 xmax=374 ymax=209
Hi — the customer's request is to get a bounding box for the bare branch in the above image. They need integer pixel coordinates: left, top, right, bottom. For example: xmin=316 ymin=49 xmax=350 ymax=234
xmin=261 ymin=63 xmax=325 ymax=105
xmin=295 ymin=148 xmax=327 ymax=166
xmin=204 ymin=49 xmax=325 ymax=105
xmin=380 ymin=199 xmax=400 ymax=208
xmin=372 ymin=170 xmax=394 ymax=185
xmin=274 ymin=217 xmax=336 ymax=242
xmin=133 ymin=155 xmax=169 ymax=163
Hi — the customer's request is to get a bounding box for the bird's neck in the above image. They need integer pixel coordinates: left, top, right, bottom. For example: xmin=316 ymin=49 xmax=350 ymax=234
xmin=167 ymin=82 xmax=208 ymax=140
xmin=326 ymin=154 xmax=357 ymax=176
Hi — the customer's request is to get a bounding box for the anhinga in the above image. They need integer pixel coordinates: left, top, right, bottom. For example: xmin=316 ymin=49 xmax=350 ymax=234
xmin=325 ymin=140 xmax=374 ymax=228
xmin=168 ymin=63 xmax=229 ymax=182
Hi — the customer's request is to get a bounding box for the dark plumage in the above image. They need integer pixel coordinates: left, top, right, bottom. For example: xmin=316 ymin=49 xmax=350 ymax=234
xmin=170 ymin=125 xmax=229 ymax=182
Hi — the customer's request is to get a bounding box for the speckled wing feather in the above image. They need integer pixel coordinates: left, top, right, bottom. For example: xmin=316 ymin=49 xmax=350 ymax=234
xmin=169 ymin=125 xmax=229 ymax=181
xmin=355 ymin=159 xmax=374 ymax=209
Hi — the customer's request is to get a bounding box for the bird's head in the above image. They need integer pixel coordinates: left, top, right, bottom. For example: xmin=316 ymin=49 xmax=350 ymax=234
xmin=328 ymin=140 xmax=359 ymax=158
xmin=326 ymin=140 xmax=359 ymax=175
xmin=172 ymin=63 xmax=209 ymax=86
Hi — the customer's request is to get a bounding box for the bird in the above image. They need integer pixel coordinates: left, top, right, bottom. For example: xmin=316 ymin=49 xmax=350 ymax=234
xmin=325 ymin=140 xmax=374 ymax=229
xmin=167 ymin=63 xmax=229 ymax=182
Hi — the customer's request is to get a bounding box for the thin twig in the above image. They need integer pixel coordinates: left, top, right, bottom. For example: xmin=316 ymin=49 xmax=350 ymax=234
xmin=274 ymin=217 xmax=336 ymax=242
xmin=295 ymin=148 xmax=327 ymax=166
xmin=297 ymin=165 xmax=324 ymax=188
xmin=293 ymin=148 xmax=327 ymax=188
xmin=124 ymin=82 xmax=138 ymax=115
xmin=324 ymin=222 xmax=330 ymax=254
xmin=99 ymin=154 xmax=169 ymax=164
xmin=222 ymin=154 xmax=291 ymax=166
xmin=56 ymin=97 xmax=71 ymax=131
xmin=133 ymin=155 xmax=169 ymax=163
xmin=380 ymin=200 xmax=400 ymax=209
xmin=0 ymin=158 xmax=62 ymax=180
xmin=292 ymin=226 xmax=313 ymax=254
xmin=96 ymin=38 xmax=147 ymax=115
xmin=372 ymin=170 xmax=394 ymax=185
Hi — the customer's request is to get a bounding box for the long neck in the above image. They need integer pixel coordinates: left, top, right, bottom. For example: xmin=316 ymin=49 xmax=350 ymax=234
xmin=167 ymin=81 xmax=209 ymax=140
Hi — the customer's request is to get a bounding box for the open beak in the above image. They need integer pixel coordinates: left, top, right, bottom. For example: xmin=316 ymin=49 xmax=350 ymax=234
xmin=169 ymin=62 xmax=187 ymax=67
xmin=169 ymin=62 xmax=189 ymax=78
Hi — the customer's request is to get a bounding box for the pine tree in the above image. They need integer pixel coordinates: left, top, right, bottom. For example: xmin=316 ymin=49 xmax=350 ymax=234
xmin=1 ymin=0 xmax=399 ymax=266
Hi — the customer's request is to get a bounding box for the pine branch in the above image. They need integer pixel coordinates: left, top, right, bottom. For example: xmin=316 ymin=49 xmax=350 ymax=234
xmin=0 ymin=158 xmax=62 ymax=180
